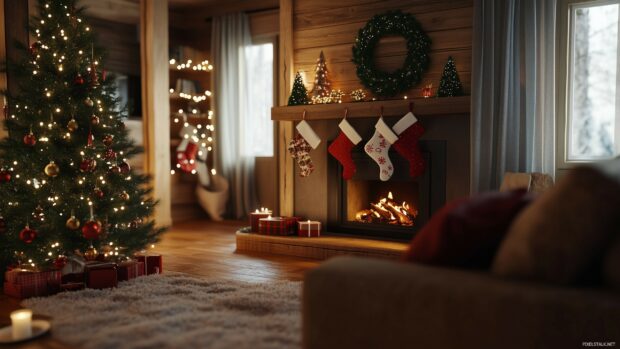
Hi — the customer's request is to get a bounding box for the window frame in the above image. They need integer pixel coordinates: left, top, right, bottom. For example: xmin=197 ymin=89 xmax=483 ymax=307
xmin=556 ymin=0 xmax=620 ymax=171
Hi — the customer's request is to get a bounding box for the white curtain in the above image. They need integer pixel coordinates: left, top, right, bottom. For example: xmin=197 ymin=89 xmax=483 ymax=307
xmin=212 ymin=13 xmax=257 ymax=218
xmin=471 ymin=0 xmax=556 ymax=192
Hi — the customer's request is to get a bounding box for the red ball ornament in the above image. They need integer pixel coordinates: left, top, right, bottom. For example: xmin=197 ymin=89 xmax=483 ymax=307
xmin=104 ymin=148 xmax=117 ymax=161
xmin=119 ymin=161 xmax=131 ymax=175
xmin=19 ymin=226 xmax=37 ymax=244
xmin=93 ymin=187 xmax=105 ymax=199
xmin=103 ymin=134 xmax=114 ymax=147
xmin=90 ymin=115 xmax=100 ymax=126
xmin=0 ymin=170 xmax=11 ymax=183
xmin=82 ymin=220 xmax=102 ymax=239
xmin=80 ymin=158 xmax=97 ymax=173
xmin=23 ymin=132 xmax=37 ymax=146
xmin=54 ymin=256 xmax=67 ymax=269
xmin=109 ymin=165 xmax=121 ymax=174
xmin=74 ymin=73 xmax=85 ymax=85
xmin=29 ymin=42 xmax=40 ymax=56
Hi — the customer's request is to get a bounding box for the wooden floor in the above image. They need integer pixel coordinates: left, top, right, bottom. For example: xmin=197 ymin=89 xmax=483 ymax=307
xmin=0 ymin=219 xmax=320 ymax=348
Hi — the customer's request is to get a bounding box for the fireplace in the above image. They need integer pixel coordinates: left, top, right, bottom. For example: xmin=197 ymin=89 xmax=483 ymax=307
xmin=328 ymin=140 xmax=446 ymax=240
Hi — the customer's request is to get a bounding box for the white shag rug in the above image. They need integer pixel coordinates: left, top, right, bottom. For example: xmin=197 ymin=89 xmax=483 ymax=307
xmin=23 ymin=273 xmax=302 ymax=349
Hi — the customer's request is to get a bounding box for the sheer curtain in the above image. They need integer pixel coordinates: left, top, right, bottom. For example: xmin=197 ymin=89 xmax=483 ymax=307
xmin=212 ymin=13 xmax=257 ymax=218
xmin=471 ymin=0 xmax=556 ymax=192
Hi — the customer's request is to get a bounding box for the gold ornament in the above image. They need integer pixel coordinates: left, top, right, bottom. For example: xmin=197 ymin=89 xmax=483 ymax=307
xmin=85 ymin=97 xmax=94 ymax=107
xmin=44 ymin=161 xmax=60 ymax=177
xmin=67 ymin=118 xmax=78 ymax=132
xmin=84 ymin=247 xmax=98 ymax=261
xmin=120 ymin=191 xmax=130 ymax=201
xmin=66 ymin=216 xmax=80 ymax=230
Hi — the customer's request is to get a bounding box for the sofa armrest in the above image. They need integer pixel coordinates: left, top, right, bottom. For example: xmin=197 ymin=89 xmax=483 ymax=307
xmin=303 ymin=256 xmax=620 ymax=349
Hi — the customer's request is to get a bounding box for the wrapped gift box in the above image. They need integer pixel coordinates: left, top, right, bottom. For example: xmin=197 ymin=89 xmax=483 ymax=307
xmin=4 ymin=269 xmax=61 ymax=299
xmin=84 ymin=262 xmax=118 ymax=289
xmin=117 ymin=260 xmax=145 ymax=281
xmin=249 ymin=210 xmax=272 ymax=232
xmin=283 ymin=217 xmax=302 ymax=235
xmin=136 ymin=255 xmax=163 ymax=275
xmin=60 ymin=282 xmax=85 ymax=292
xmin=298 ymin=220 xmax=321 ymax=237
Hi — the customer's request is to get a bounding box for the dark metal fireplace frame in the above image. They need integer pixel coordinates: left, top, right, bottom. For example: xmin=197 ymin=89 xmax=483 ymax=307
xmin=327 ymin=140 xmax=447 ymax=241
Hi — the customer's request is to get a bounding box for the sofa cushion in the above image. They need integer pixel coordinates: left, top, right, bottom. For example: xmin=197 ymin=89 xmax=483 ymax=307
xmin=404 ymin=189 xmax=533 ymax=268
xmin=492 ymin=166 xmax=620 ymax=285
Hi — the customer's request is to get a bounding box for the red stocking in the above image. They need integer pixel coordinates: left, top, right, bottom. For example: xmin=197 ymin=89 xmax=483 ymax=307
xmin=177 ymin=139 xmax=198 ymax=173
xmin=392 ymin=112 xmax=425 ymax=178
xmin=328 ymin=119 xmax=362 ymax=180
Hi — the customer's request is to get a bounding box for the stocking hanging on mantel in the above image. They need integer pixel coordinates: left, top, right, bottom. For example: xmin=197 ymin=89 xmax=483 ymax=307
xmin=392 ymin=112 xmax=426 ymax=178
xmin=365 ymin=118 xmax=398 ymax=181
xmin=288 ymin=120 xmax=321 ymax=177
xmin=328 ymin=118 xmax=362 ymax=180
xmin=176 ymin=124 xmax=199 ymax=173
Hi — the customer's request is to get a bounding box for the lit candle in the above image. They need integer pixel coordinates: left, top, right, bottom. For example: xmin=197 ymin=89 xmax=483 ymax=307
xmin=249 ymin=208 xmax=272 ymax=232
xmin=10 ymin=309 xmax=32 ymax=340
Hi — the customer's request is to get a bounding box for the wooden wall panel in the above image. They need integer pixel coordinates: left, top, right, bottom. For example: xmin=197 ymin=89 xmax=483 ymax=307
xmin=292 ymin=0 xmax=473 ymax=98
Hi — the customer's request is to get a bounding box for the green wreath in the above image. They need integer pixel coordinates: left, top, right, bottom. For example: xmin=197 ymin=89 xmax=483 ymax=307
xmin=352 ymin=11 xmax=431 ymax=97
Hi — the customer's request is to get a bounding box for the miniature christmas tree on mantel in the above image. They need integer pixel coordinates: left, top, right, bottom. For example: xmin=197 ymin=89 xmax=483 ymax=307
xmin=437 ymin=56 xmax=464 ymax=97
xmin=311 ymin=51 xmax=331 ymax=103
xmin=288 ymin=72 xmax=311 ymax=106
xmin=0 ymin=0 xmax=164 ymax=272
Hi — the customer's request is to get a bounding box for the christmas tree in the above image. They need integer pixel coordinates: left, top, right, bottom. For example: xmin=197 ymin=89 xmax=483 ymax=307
xmin=311 ymin=51 xmax=331 ymax=101
xmin=437 ymin=56 xmax=464 ymax=97
xmin=288 ymin=72 xmax=310 ymax=106
xmin=0 ymin=0 xmax=163 ymax=272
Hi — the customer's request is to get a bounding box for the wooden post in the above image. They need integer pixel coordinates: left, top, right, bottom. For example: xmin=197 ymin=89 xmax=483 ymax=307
xmin=278 ymin=0 xmax=294 ymax=216
xmin=140 ymin=0 xmax=172 ymax=226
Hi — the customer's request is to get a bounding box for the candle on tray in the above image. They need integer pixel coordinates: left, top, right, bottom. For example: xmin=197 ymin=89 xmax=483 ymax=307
xmin=298 ymin=220 xmax=321 ymax=237
xmin=10 ymin=309 xmax=32 ymax=340
xmin=258 ymin=216 xmax=289 ymax=235
xmin=250 ymin=207 xmax=272 ymax=232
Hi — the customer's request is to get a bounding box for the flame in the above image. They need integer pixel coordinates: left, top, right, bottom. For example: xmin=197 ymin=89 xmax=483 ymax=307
xmin=387 ymin=191 xmax=393 ymax=200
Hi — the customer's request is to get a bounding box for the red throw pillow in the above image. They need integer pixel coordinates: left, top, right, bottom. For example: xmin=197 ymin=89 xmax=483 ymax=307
xmin=404 ymin=189 xmax=534 ymax=268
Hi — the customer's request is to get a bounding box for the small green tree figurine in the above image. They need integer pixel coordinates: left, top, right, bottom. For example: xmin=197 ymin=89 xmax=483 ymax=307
xmin=437 ymin=56 xmax=464 ymax=97
xmin=288 ymin=72 xmax=310 ymax=106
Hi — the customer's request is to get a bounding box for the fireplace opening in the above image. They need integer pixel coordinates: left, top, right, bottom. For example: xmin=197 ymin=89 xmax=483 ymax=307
xmin=328 ymin=140 xmax=446 ymax=240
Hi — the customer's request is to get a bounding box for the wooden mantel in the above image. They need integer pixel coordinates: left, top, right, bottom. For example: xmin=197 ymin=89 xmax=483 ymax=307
xmin=271 ymin=96 xmax=470 ymax=121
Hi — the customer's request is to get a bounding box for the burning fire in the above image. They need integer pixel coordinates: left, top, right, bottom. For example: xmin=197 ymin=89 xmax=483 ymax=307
xmin=355 ymin=192 xmax=418 ymax=226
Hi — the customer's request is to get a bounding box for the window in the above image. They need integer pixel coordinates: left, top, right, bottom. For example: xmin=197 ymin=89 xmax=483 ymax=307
xmin=565 ymin=0 xmax=620 ymax=162
xmin=241 ymin=42 xmax=274 ymax=157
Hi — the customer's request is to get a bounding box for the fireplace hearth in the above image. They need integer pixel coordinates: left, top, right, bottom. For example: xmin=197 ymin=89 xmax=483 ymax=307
xmin=328 ymin=140 xmax=446 ymax=240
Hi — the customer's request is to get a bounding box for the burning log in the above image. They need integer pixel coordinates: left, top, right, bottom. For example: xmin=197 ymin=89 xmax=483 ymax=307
xmin=385 ymin=203 xmax=413 ymax=226
xmin=370 ymin=203 xmax=392 ymax=221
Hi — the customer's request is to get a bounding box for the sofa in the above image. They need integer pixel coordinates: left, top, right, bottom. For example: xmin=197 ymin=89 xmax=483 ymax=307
xmin=303 ymin=256 xmax=620 ymax=349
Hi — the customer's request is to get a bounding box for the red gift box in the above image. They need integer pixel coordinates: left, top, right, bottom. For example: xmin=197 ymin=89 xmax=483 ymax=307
xmin=84 ymin=262 xmax=118 ymax=289
xmin=4 ymin=269 xmax=61 ymax=299
xmin=298 ymin=220 xmax=321 ymax=237
xmin=250 ymin=210 xmax=272 ymax=232
xmin=137 ymin=255 xmax=162 ymax=275
xmin=283 ymin=217 xmax=301 ymax=235
xmin=117 ymin=260 xmax=145 ymax=281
